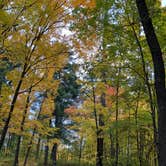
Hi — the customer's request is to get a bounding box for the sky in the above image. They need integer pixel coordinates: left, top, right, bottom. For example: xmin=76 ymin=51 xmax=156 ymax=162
xmin=162 ymin=0 xmax=166 ymax=6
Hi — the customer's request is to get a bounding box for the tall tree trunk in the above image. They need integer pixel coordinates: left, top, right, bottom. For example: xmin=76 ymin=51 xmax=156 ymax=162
xmin=5 ymin=133 xmax=12 ymax=156
xmin=13 ymin=86 xmax=32 ymax=166
xmin=0 ymin=65 xmax=26 ymax=150
xmin=23 ymin=93 xmax=45 ymax=166
xmin=36 ymin=137 xmax=41 ymax=160
xmin=110 ymin=132 xmax=115 ymax=159
xmin=79 ymin=136 xmax=83 ymax=164
xmin=23 ymin=128 xmax=36 ymax=166
xmin=96 ymin=136 xmax=104 ymax=166
xmin=13 ymin=136 xmax=22 ymax=166
xmin=134 ymin=90 xmax=143 ymax=166
xmin=51 ymin=106 xmax=61 ymax=166
xmin=96 ymin=93 xmax=105 ymax=166
xmin=92 ymin=86 xmax=100 ymax=166
xmin=115 ymin=68 xmax=120 ymax=166
xmin=51 ymin=143 xmax=58 ymax=166
xmin=44 ymin=140 xmax=49 ymax=166
xmin=138 ymin=130 xmax=144 ymax=165
xmin=136 ymin=1 xmax=166 ymax=165
xmin=127 ymin=109 xmax=131 ymax=165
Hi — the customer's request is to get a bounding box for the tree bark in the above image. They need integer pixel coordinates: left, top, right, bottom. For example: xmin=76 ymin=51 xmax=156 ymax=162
xmin=96 ymin=93 xmax=105 ymax=166
xmin=13 ymin=136 xmax=21 ymax=166
xmin=110 ymin=132 xmax=115 ymax=159
xmin=23 ymin=129 xmax=36 ymax=166
xmin=127 ymin=109 xmax=131 ymax=165
xmin=13 ymin=86 xmax=32 ymax=166
xmin=36 ymin=137 xmax=41 ymax=160
xmin=135 ymin=1 xmax=166 ymax=165
xmin=79 ymin=136 xmax=83 ymax=164
xmin=51 ymin=143 xmax=58 ymax=166
xmin=134 ymin=90 xmax=143 ymax=166
xmin=96 ymin=136 xmax=104 ymax=166
xmin=23 ymin=93 xmax=46 ymax=166
xmin=44 ymin=141 xmax=49 ymax=166
xmin=115 ymin=68 xmax=120 ymax=166
xmin=0 ymin=65 xmax=26 ymax=150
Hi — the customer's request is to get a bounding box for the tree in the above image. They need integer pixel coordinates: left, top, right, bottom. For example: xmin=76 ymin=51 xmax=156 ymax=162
xmin=0 ymin=0 xmax=68 ymax=150
xmin=51 ymin=60 xmax=80 ymax=166
xmin=0 ymin=0 xmax=166 ymax=165
xmin=135 ymin=0 xmax=166 ymax=165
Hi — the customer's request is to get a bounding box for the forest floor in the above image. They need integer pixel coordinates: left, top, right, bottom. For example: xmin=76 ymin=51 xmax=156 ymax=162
xmin=0 ymin=158 xmax=94 ymax=166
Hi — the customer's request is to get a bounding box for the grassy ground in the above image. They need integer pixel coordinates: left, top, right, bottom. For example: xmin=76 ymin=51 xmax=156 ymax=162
xmin=56 ymin=160 xmax=94 ymax=166
xmin=0 ymin=158 xmax=38 ymax=166
xmin=0 ymin=158 xmax=94 ymax=166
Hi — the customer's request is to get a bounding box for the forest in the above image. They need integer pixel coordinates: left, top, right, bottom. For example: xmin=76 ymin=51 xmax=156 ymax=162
xmin=0 ymin=0 xmax=166 ymax=166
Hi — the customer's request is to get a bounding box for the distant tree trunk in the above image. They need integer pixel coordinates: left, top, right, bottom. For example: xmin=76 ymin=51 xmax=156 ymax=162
xmin=51 ymin=106 xmax=61 ymax=166
xmin=5 ymin=133 xmax=12 ymax=156
xmin=110 ymin=132 xmax=115 ymax=159
xmin=0 ymin=66 xmax=26 ymax=150
xmin=79 ymin=136 xmax=83 ymax=164
xmin=51 ymin=143 xmax=58 ymax=166
xmin=127 ymin=109 xmax=131 ymax=165
xmin=136 ymin=1 xmax=166 ymax=165
xmin=134 ymin=90 xmax=143 ymax=166
xmin=96 ymin=93 xmax=105 ymax=166
xmin=139 ymin=130 xmax=144 ymax=165
xmin=23 ymin=93 xmax=45 ymax=166
xmin=23 ymin=129 xmax=36 ymax=166
xmin=96 ymin=136 xmax=104 ymax=166
xmin=13 ymin=86 xmax=32 ymax=166
xmin=13 ymin=136 xmax=22 ymax=166
xmin=44 ymin=140 xmax=49 ymax=166
xmin=0 ymin=81 xmax=2 ymax=97
xmin=92 ymin=86 xmax=99 ymax=166
xmin=41 ymin=142 xmax=45 ymax=159
xmin=115 ymin=68 xmax=120 ymax=166
xmin=36 ymin=137 xmax=41 ymax=160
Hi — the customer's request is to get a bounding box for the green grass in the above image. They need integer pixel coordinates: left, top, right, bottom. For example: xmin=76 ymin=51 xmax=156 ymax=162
xmin=0 ymin=157 xmax=38 ymax=166
xmin=0 ymin=157 xmax=95 ymax=166
xmin=56 ymin=160 xmax=94 ymax=166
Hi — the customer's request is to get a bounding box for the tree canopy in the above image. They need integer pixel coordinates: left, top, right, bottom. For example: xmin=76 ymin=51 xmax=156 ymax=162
xmin=0 ymin=0 xmax=166 ymax=166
